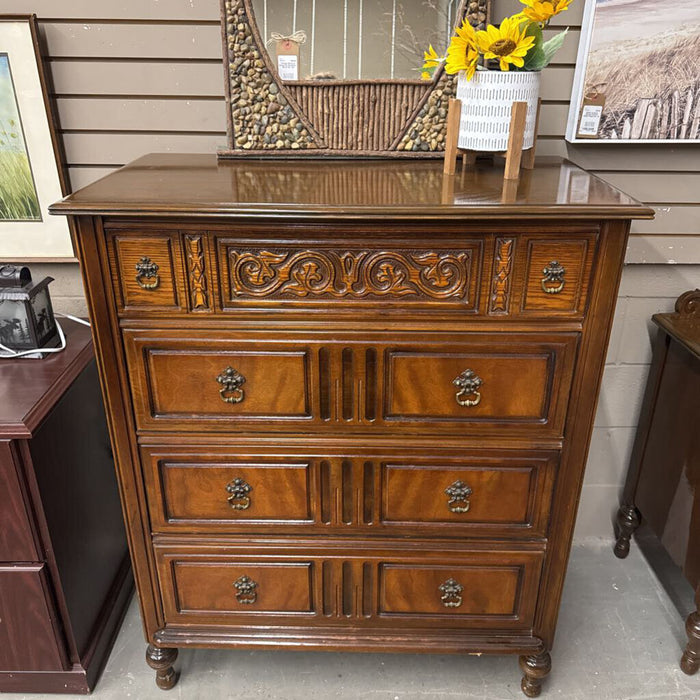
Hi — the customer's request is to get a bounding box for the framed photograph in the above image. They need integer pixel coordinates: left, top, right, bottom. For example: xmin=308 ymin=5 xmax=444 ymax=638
xmin=566 ymin=0 xmax=700 ymax=143
xmin=0 ymin=15 xmax=73 ymax=260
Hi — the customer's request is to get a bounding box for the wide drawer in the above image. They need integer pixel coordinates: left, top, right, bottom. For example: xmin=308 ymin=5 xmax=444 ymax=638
xmin=106 ymin=226 xmax=597 ymax=319
xmin=142 ymin=446 xmax=557 ymax=538
xmin=124 ymin=330 xmax=577 ymax=437
xmin=154 ymin=541 xmax=544 ymax=630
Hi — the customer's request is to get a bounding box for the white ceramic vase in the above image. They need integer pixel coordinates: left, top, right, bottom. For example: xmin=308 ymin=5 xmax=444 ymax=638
xmin=455 ymin=70 xmax=541 ymax=152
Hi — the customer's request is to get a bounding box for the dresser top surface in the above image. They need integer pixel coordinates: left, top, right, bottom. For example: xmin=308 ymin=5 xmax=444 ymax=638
xmin=51 ymin=155 xmax=653 ymax=221
xmin=0 ymin=319 xmax=93 ymax=439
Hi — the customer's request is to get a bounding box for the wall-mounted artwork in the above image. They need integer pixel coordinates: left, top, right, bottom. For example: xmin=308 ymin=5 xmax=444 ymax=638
xmin=566 ymin=0 xmax=700 ymax=143
xmin=0 ymin=16 xmax=73 ymax=260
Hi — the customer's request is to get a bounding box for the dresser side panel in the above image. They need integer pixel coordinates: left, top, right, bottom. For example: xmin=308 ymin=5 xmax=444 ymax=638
xmin=70 ymin=215 xmax=163 ymax=639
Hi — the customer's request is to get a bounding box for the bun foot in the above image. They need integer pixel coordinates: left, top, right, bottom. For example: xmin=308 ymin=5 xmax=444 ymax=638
xmin=146 ymin=644 xmax=179 ymax=690
xmin=519 ymin=651 xmax=551 ymax=697
xmin=680 ymin=610 xmax=700 ymax=675
xmin=613 ymin=504 xmax=640 ymax=559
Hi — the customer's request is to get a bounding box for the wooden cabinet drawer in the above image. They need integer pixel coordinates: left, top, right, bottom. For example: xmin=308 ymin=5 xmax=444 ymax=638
xmin=125 ymin=330 xmax=576 ymax=437
xmin=381 ymin=454 xmax=557 ymax=531
xmin=161 ymin=560 xmax=313 ymax=618
xmin=147 ymin=453 xmax=314 ymax=526
xmin=0 ymin=443 xmax=39 ymax=562
xmin=384 ymin=334 xmax=577 ymax=435
xmin=519 ymin=235 xmax=596 ymax=316
xmin=108 ymin=232 xmax=187 ymax=311
xmin=0 ymin=565 xmax=68 ymax=672
xmin=124 ymin=332 xmax=311 ymax=430
xmin=106 ymin=227 xmax=597 ymax=319
xmin=378 ymin=551 xmax=542 ymax=626
xmin=142 ymin=446 xmax=556 ymax=538
xmin=154 ymin=541 xmax=543 ymax=630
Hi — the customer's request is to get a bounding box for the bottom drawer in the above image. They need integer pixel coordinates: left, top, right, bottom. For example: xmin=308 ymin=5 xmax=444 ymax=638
xmin=155 ymin=541 xmax=544 ymax=631
xmin=0 ymin=564 xmax=68 ymax=672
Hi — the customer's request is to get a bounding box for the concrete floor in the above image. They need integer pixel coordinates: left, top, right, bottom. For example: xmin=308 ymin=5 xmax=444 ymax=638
xmin=5 ymin=541 xmax=698 ymax=700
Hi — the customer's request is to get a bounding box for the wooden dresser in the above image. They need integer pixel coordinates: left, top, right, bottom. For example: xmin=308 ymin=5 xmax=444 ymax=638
xmin=614 ymin=289 xmax=700 ymax=675
xmin=0 ymin=319 xmax=132 ymax=693
xmin=51 ymin=155 xmax=653 ymax=697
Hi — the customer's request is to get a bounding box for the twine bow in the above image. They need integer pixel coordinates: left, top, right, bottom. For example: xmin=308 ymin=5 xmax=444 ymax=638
xmin=266 ymin=30 xmax=307 ymax=47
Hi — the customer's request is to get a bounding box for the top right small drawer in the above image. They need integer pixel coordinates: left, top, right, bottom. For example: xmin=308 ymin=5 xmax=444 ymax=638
xmin=512 ymin=234 xmax=597 ymax=317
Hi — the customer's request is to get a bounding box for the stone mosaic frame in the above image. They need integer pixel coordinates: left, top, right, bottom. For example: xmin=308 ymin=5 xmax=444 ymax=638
xmin=218 ymin=0 xmax=490 ymax=158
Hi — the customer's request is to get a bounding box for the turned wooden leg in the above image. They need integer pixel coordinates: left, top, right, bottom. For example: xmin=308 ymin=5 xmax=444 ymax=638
xmin=613 ymin=503 xmax=640 ymax=559
xmin=519 ymin=651 xmax=551 ymax=698
xmin=681 ymin=607 xmax=700 ymax=675
xmin=146 ymin=644 xmax=179 ymax=690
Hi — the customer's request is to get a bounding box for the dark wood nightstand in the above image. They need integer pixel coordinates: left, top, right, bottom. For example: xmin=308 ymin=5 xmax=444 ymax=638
xmin=614 ymin=289 xmax=700 ymax=676
xmin=0 ymin=318 xmax=133 ymax=693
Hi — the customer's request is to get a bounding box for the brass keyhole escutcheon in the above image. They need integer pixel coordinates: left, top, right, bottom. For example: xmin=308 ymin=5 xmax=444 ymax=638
xmin=453 ymin=369 xmax=482 ymax=407
xmin=541 ymin=260 xmax=565 ymax=294
xmin=439 ymin=578 xmax=463 ymax=608
xmin=226 ymin=477 xmax=252 ymax=510
xmin=233 ymin=575 xmax=257 ymax=605
xmin=445 ymin=480 xmax=473 ymax=514
xmin=135 ymin=256 xmax=160 ymax=290
xmin=216 ymin=366 xmax=246 ymax=404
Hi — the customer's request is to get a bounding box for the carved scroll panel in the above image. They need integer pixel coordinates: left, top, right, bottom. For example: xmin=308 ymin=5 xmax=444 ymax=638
xmin=221 ymin=245 xmax=481 ymax=309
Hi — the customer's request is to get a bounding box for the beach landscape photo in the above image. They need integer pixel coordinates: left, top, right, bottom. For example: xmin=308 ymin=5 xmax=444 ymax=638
xmin=581 ymin=0 xmax=700 ymax=140
xmin=0 ymin=53 xmax=40 ymax=220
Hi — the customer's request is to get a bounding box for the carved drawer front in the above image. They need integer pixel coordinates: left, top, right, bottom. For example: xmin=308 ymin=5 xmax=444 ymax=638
xmin=378 ymin=550 xmax=543 ymax=627
xmin=219 ymin=235 xmax=483 ymax=313
xmin=143 ymin=450 xmax=314 ymax=528
xmin=385 ymin=333 xmax=578 ymax=437
xmin=141 ymin=446 xmax=557 ymax=538
xmin=123 ymin=331 xmax=311 ymax=431
xmin=519 ymin=234 xmax=597 ymax=316
xmin=108 ymin=232 xmax=187 ymax=311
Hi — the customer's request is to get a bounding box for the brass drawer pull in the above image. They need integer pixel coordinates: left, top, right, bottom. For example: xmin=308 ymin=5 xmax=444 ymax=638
xmin=135 ymin=256 xmax=160 ymax=290
xmin=439 ymin=578 xmax=463 ymax=608
xmin=453 ymin=369 xmax=482 ymax=407
xmin=233 ymin=575 xmax=257 ymax=605
xmin=541 ymin=260 xmax=565 ymax=294
xmin=226 ymin=477 xmax=252 ymax=510
xmin=445 ymin=480 xmax=473 ymax=513
xmin=216 ymin=366 xmax=246 ymax=404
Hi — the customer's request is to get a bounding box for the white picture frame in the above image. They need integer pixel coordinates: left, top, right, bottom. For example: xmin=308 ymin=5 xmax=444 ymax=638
xmin=0 ymin=15 xmax=73 ymax=260
xmin=566 ymin=0 xmax=700 ymax=144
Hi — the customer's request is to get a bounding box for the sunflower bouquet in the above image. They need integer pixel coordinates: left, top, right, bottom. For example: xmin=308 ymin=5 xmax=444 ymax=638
xmin=422 ymin=0 xmax=573 ymax=81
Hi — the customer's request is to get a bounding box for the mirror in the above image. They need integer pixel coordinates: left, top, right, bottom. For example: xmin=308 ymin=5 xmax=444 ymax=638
xmin=219 ymin=0 xmax=490 ymax=157
xmin=251 ymin=0 xmax=473 ymax=82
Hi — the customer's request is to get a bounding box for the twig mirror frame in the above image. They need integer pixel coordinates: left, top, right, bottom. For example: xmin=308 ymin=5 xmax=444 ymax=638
xmin=218 ymin=0 xmax=491 ymax=158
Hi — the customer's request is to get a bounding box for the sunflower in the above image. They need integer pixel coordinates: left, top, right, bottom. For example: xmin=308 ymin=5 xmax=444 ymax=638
xmin=520 ymin=0 xmax=573 ymax=24
xmin=421 ymin=44 xmax=444 ymax=80
xmin=445 ymin=20 xmax=479 ymax=80
xmin=475 ymin=16 xmax=536 ymax=71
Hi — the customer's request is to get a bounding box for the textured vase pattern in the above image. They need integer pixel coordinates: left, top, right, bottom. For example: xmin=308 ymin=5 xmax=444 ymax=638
xmin=456 ymin=71 xmax=541 ymax=152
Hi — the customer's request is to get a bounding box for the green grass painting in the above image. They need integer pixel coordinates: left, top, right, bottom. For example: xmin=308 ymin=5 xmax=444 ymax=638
xmin=0 ymin=54 xmax=40 ymax=220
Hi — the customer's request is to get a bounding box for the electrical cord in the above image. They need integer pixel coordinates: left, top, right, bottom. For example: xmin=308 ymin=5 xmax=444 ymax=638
xmin=0 ymin=314 xmax=90 ymax=360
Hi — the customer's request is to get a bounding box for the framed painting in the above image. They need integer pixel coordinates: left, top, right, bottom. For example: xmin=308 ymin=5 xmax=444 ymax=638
xmin=566 ymin=0 xmax=700 ymax=143
xmin=0 ymin=15 xmax=73 ymax=260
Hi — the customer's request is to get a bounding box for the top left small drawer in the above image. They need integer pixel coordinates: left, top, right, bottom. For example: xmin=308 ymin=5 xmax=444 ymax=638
xmin=107 ymin=231 xmax=197 ymax=314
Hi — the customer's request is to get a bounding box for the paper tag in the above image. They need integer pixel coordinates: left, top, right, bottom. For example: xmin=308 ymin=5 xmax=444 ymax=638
xmin=578 ymin=105 xmax=603 ymax=137
xmin=277 ymin=54 xmax=298 ymax=81
xmin=577 ymin=90 xmax=606 ymax=139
